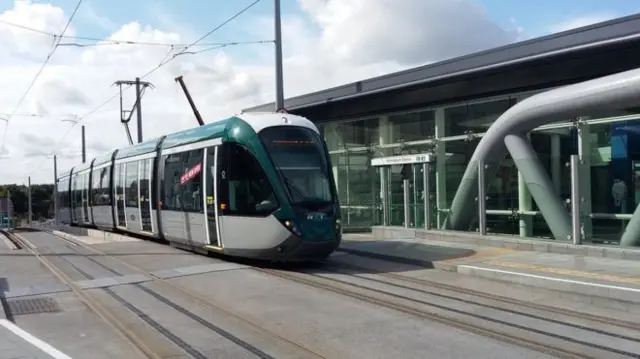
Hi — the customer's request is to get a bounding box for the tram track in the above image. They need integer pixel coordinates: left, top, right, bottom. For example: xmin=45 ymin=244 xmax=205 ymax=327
xmin=255 ymin=265 xmax=640 ymax=359
xmin=330 ymin=260 xmax=640 ymax=333
xmin=22 ymin=227 xmax=640 ymax=358
xmin=8 ymin=229 xmax=326 ymax=359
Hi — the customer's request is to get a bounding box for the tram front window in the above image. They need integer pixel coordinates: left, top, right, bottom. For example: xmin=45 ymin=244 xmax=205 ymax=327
xmin=259 ymin=126 xmax=335 ymax=209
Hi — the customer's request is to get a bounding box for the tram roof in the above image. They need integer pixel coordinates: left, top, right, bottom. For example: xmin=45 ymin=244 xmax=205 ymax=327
xmin=72 ymin=161 xmax=92 ymax=175
xmin=114 ymin=137 xmax=164 ymax=160
xmin=93 ymin=150 xmax=116 ymax=167
xmin=160 ymin=118 xmax=231 ymax=150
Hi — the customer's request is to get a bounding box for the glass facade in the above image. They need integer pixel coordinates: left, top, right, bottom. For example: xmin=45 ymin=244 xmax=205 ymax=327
xmin=321 ymin=90 xmax=640 ymax=245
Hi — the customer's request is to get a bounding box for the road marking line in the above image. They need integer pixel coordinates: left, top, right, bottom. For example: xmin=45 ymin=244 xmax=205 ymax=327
xmin=0 ymin=319 xmax=73 ymax=359
xmin=460 ymin=265 xmax=640 ymax=293
xmin=484 ymin=259 xmax=640 ymax=285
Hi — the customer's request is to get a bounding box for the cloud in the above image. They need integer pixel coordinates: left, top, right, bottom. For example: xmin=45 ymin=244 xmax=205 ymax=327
xmin=79 ymin=4 xmax=117 ymax=32
xmin=548 ymin=12 xmax=619 ymax=33
xmin=0 ymin=0 xmax=522 ymax=184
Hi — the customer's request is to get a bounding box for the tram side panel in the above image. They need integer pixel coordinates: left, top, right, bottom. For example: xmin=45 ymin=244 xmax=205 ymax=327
xmin=158 ymin=147 xmax=208 ymax=246
xmin=215 ymin=141 xmax=292 ymax=256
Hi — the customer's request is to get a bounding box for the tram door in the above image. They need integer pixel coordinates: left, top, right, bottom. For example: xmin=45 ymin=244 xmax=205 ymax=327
xmin=139 ymin=159 xmax=153 ymax=233
xmin=82 ymin=172 xmax=90 ymax=223
xmin=372 ymin=153 xmax=435 ymax=228
xmin=204 ymin=145 xmax=221 ymax=247
xmin=115 ymin=163 xmax=127 ymax=227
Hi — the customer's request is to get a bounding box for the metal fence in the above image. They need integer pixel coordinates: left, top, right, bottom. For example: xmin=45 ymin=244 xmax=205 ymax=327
xmin=0 ymin=196 xmax=15 ymax=229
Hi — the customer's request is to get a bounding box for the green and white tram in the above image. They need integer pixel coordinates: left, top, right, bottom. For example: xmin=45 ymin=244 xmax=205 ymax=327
xmin=57 ymin=112 xmax=342 ymax=261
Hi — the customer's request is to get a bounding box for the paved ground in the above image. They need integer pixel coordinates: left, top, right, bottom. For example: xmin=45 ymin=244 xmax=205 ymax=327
xmin=340 ymin=233 xmax=640 ymax=306
xmin=1 ymin=228 xmax=639 ymax=358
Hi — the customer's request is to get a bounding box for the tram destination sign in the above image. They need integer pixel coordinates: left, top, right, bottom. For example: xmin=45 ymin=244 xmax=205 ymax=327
xmin=180 ymin=162 xmax=202 ymax=185
xmin=371 ymin=153 xmax=434 ymax=167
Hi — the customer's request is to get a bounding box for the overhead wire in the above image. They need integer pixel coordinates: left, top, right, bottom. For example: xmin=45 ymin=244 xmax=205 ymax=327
xmin=0 ymin=0 xmax=84 ymax=152
xmin=0 ymin=18 xmax=271 ymax=48
xmin=25 ymin=0 xmax=264 ymax=178
xmin=138 ymin=0 xmax=263 ymax=80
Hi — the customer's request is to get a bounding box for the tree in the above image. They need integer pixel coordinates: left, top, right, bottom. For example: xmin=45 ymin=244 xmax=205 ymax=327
xmin=0 ymin=184 xmax=54 ymax=220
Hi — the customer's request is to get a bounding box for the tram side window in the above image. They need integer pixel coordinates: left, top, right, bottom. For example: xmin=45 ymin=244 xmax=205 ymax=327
xmin=115 ymin=164 xmax=124 ymax=197
xmin=139 ymin=159 xmax=150 ymax=204
xmin=92 ymin=166 xmax=111 ymax=206
xmin=125 ymin=161 xmax=139 ymax=208
xmin=72 ymin=176 xmax=80 ymax=209
xmin=221 ymin=143 xmax=278 ymax=216
xmin=83 ymin=173 xmax=89 ymax=202
xmin=162 ymin=149 xmax=204 ymax=213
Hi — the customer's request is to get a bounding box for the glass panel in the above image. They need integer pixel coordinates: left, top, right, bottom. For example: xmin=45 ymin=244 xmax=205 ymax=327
xmin=125 ymin=162 xmax=139 ymax=210
xmin=443 ymin=138 xmax=481 ymax=209
xmin=324 ymin=118 xmax=379 ymax=151
xmin=387 ymin=164 xmax=408 ymax=226
xmin=373 ymin=166 xmax=384 ymax=226
xmin=409 ymin=164 xmax=424 ymax=228
xmin=388 ymin=110 xmax=435 ymax=143
xmin=589 ymin=119 xmax=640 ymax=243
xmin=205 ymin=147 xmax=219 ymax=246
xmin=259 ymin=126 xmax=334 ymax=206
xmin=115 ymin=164 xmax=126 ymax=225
xmin=444 ymin=98 xmax=515 ymax=136
xmin=486 ymin=152 xmax=518 ymax=212
xmin=140 ymin=159 xmax=152 ymax=232
xmin=83 ymin=173 xmax=90 ymax=221
xmin=344 ymin=149 xmax=377 ymax=229
xmin=161 ymin=150 xmax=204 ymax=213
xmin=426 ymin=164 xmax=437 ymax=229
xmin=218 ymin=143 xmax=278 ymax=216
xmin=530 ymin=129 xmax=577 ymax=239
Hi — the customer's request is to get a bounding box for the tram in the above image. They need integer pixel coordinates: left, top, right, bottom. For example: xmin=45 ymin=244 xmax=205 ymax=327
xmin=56 ymin=112 xmax=342 ymax=261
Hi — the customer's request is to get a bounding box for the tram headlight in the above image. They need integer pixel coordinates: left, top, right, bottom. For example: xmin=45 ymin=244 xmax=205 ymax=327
xmin=280 ymin=219 xmax=302 ymax=237
xmin=335 ymin=219 xmax=342 ymax=232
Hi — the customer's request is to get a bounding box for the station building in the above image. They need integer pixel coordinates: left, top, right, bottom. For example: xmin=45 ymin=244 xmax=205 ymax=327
xmin=244 ymin=14 xmax=640 ymax=246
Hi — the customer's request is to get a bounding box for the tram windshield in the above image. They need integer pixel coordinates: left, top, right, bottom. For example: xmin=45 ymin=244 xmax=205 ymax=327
xmin=259 ymin=126 xmax=335 ymax=208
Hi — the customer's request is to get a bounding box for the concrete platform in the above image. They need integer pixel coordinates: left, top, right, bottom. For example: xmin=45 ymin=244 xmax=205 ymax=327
xmin=340 ymin=231 xmax=640 ymax=305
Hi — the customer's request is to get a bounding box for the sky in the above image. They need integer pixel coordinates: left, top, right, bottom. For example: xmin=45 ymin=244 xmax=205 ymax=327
xmin=0 ymin=0 xmax=638 ymax=185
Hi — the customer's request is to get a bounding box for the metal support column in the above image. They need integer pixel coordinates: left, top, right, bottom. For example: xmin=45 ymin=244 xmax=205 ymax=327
xmin=81 ymin=125 xmax=86 ymax=163
xmin=518 ymin=171 xmax=533 ymax=237
xmin=273 ymin=0 xmax=285 ymax=110
xmin=570 ymin=154 xmax=581 ymax=245
xmin=53 ymin=155 xmax=58 ymax=225
xmin=403 ymin=179 xmax=410 ymax=228
xmin=621 ymin=204 xmax=640 ymax=246
xmin=518 ymin=133 xmax=533 ymax=237
xmin=423 ymin=163 xmax=430 ymax=230
xmin=505 ymin=133 xmax=572 ymax=240
xmin=550 ymin=134 xmax=561 ymax=194
xmin=27 ymin=176 xmax=32 ymax=225
xmin=477 ymin=160 xmax=487 ymax=235
xmin=434 ymin=108 xmax=447 ymax=228
xmin=577 ymin=121 xmax=593 ymax=239
xmin=135 ymin=77 xmax=143 ymax=143
xmin=381 ymin=167 xmax=388 ymax=226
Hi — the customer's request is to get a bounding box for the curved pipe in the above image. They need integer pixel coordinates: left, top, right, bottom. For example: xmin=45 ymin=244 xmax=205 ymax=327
xmin=444 ymin=67 xmax=640 ymax=246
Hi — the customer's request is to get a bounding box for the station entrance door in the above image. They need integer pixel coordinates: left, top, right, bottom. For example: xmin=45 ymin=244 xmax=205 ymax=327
xmin=372 ymin=153 xmax=436 ymax=229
